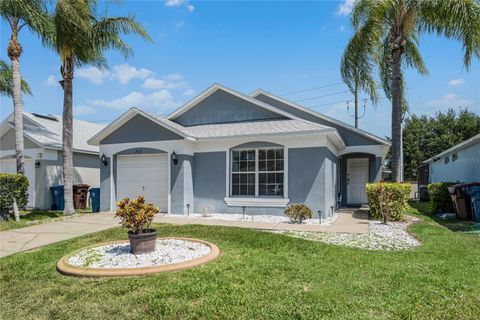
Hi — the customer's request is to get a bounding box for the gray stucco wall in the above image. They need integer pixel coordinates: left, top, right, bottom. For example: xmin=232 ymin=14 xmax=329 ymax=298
xmin=340 ymin=153 xmax=382 ymax=206
xmin=254 ymin=93 xmax=380 ymax=146
xmin=429 ymin=142 xmax=480 ymax=183
xmin=193 ymin=151 xmax=226 ymax=213
xmin=0 ymin=129 xmax=40 ymax=150
xmin=171 ymin=154 xmax=194 ymax=214
xmin=100 ymin=114 xmax=183 ymax=144
xmin=100 ymin=156 xmax=111 ymax=212
xmin=174 ymin=90 xmax=287 ymax=126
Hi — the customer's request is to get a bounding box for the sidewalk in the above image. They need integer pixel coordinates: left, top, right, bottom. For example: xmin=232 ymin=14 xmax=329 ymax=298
xmin=0 ymin=210 xmax=368 ymax=258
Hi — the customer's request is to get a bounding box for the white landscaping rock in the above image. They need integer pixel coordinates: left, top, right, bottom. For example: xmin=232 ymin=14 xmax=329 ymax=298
xmin=270 ymin=219 xmax=421 ymax=251
xmin=68 ymin=239 xmax=211 ymax=269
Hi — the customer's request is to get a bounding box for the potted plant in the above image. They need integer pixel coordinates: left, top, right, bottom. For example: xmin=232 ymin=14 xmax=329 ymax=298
xmin=115 ymin=196 xmax=160 ymax=254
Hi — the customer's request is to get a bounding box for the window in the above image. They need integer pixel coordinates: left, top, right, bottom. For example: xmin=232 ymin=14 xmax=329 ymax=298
xmin=231 ymin=148 xmax=284 ymax=197
xmin=452 ymin=153 xmax=458 ymax=162
xmin=444 ymin=156 xmax=450 ymax=164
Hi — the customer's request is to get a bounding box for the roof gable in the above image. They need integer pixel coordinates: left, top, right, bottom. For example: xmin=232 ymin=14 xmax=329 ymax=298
xmin=251 ymin=90 xmax=390 ymax=146
xmin=167 ymin=84 xmax=297 ymax=126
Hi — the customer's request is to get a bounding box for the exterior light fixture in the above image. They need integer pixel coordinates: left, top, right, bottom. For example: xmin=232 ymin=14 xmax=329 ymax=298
xmin=186 ymin=203 xmax=190 ymax=216
xmin=171 ymin=151 xmax=178 ymax=165
xmin=100 ymin=153 xmax=108 ymax=166
xmin=35 ymin=161 xmax=40 ymax=168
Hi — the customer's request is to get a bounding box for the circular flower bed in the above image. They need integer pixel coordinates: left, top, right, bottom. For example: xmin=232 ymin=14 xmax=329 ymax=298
xmin=57 ymin=237 xmax=220 ymax=277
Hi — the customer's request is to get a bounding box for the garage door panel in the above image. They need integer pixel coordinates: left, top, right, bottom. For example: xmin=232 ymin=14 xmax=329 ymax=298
xmin=117 ymin=154 xmax=168 ymax=212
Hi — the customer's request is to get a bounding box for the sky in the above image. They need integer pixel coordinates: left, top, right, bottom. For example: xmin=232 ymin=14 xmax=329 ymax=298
xmin=1 ymin=0 xmax=479 ymax=139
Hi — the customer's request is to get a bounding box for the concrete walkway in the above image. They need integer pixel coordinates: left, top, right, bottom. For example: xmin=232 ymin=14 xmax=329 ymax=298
xmin=0 ymin=210 xmax=368 ymax=258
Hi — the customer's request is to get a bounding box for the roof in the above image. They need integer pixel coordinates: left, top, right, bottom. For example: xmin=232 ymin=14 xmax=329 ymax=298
xmin=423 ymin=133 xmax=480 ymax=164
xmin=1 ymin=112 xmax=105 ymax=154
xmin=251 ymin=89 xmax=391 ymax=146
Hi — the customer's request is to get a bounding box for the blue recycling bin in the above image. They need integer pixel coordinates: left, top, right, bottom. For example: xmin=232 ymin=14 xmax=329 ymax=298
xmin=49 ymin=185 xmax=64 ymax=211
xmin=89 ymin=188 xmax=100 ymax=213
xmin=467 ymin=186 xmax=480 ymax=222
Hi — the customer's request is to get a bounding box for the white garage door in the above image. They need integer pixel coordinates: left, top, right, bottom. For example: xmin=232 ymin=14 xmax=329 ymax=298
xmin=0 ymin=158 xmax=35 ymax=208
xmin=117 ymin=154 xmax=168 ymax=212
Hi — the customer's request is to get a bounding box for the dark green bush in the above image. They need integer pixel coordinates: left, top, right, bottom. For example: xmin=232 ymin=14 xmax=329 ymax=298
xmin=284 ymin=204 xmax=313 ymax=223
xmin=366 ymin=183 xmax=411 ymax=221
xmin=0 ymin=173 xmax=29 ymax=209
xmin=427 ymin=182 xmax=456 ymax=213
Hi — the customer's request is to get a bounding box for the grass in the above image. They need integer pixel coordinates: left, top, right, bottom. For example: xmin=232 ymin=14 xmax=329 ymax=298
xmin=1 ymin=215 xmax=479 ymax=319
xmin=0 ymin=209 xmax=91 ymax=232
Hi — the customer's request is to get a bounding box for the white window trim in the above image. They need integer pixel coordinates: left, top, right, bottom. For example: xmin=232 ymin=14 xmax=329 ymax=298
xmin=226 ymin=146 xmax=289 ymax=207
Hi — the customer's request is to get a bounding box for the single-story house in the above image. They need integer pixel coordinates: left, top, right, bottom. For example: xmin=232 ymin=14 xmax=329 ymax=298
xmin=88 ymin=84 xmax=390 ymax=217
xmin=423 ymin=133 xmax=480 ymax=184
xmin=0 ymin=112 xmax=105 ymax=209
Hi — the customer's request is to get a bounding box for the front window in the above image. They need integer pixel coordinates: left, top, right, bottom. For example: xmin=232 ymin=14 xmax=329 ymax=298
xmin=231 ymin=148 xmax=284 ymax=197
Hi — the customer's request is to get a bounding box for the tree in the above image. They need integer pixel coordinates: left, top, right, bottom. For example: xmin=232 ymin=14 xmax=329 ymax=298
xmin=44 ymin=0 xmax=151 ymax=215
xmin=0 ymin=0 xmax=48 ymax=175
xmin=0 ymin=60 xmax=31 ymax=96
xmin=346 ymin=0 xmax=480 ymax=182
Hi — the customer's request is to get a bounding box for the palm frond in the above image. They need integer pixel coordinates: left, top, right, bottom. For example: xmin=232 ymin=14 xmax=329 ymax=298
xmin=0 ymin=60 xmax=32 ymax=96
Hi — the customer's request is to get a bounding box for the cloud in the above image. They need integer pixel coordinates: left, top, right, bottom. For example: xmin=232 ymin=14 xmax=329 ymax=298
xmin=111 ymin=64 xmax=154 ymax=85
xmin=88 ymin=89 xmax=178 ymax=112
xmin=141 ymin=73 xmax=187 ymax=90
xmin=183 ymin=88 xmax=195 ymax=96
xmin=165 ymin=0 xmax=194 ymax=12
xmin=448 ymin=78 xmax=465 ymax=86
xmin=74 ymin=105 xmax=96 ymax=116
xmin=336 ymin=0 xmax=356 ymax=16
xmin=76 ymin=67 xmax=110 ymax=84
xmin=174 ymin=20 xmax=185 ymax=29
xmin=45 ymin=75 xmax=58 ymax=86
xmin=425 ymin=93 xmax=473 ymax=108
xmin=339 ymin=25 xmax=345 ymax=32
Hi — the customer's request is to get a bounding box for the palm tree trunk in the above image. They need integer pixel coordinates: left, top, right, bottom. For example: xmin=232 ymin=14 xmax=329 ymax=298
xmin=7 ymin=23 xmax=25 ymax=176
xmin=390 ymin=47 xmax=403 ymax=182
xmin=61 ymin=57 xmax=75 ymax=215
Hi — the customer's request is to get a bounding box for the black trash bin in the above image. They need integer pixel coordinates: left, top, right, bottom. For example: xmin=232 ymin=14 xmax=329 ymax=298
xmin=448 ymin=183 xmax=480 ymax=220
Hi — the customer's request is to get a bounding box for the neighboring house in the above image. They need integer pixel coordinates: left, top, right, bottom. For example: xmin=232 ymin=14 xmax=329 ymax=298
xmin=0 ymin=112 xmax=105 ymax=209
xmin=423 ymin=133 xmax=480 ymax=184
xmin=88 ymin=84 xmax=390 ymax=217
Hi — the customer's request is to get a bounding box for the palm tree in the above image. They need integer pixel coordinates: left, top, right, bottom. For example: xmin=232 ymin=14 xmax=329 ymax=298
xmin=44 ymin=0 xmax=151 ymax=214
xmin=0 ymin=60 xmax=31 ymax=96
xmin=340 ymin=30 xmax=379 ymax=128
xmin=345 ymin=0 xmax=480 ymax=182
xmin=0 ymin=0 xmax=48 ymax=175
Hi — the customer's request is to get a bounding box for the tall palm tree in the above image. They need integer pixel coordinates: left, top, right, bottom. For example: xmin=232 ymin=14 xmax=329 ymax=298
xmin=44 ymin=0 xmax=151 ymax=214
xmin=0 ymin=0 xmax=48 ymax=175
xmin=0 ymin=60 xmax=31 ymax=96
xmin=340 ymin=30 xmax=379 ymax=128
xmin=345 ymin=0 xmax=480 ymax=182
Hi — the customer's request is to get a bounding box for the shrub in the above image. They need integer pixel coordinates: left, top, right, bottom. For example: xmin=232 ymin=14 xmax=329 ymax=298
xmin=115 ymin=196 xmax=160 ymax=234
xmin=427 ymin=182 xmax=456 ymax=213
xmin=0 ymin=173 xmax=29 ymax=209
xmin=366 ymin=183 xmax=411 ymax=222
xmin=284 ymin=204 xmax=313 ymax=223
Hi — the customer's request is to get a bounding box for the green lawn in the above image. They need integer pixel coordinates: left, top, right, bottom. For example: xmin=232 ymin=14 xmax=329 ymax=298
xmin=0 ymin=209 xmax=91 ymax=231
xmin=1 ymin=212 xmax=479 ymax=320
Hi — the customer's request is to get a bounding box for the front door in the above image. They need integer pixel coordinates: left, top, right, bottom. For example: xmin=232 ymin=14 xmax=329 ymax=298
xmin=346 ymin=158 xmax=369 ymax=204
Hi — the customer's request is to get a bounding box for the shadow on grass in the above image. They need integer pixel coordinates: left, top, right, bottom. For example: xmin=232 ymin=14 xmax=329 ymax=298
xmin=408 ymin=200 xmax=478 ymax=235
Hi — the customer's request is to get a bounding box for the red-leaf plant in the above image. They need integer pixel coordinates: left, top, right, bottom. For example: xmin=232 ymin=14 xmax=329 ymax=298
xmin=115 ymin=196 xmax=160 ymax=234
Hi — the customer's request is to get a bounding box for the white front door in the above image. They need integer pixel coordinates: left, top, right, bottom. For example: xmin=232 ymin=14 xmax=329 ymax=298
xmin=117 ymin=154 xmax=168 ymax=212
xmin=346 ymin=158 xmax=369 ymax=204
xmin=0 ymin=158 xmax=36 ymax=207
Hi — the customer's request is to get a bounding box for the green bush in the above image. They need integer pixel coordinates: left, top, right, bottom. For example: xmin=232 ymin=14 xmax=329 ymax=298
xmin=427 ymin=182 xmax=456 ymax=213
xmin=0 ymin=173 xmax=29 ymax=209
xmin=366 ymin=183 xmax=411 ymax=221
xmin=284 ymin=204 xmax=313 ymax=223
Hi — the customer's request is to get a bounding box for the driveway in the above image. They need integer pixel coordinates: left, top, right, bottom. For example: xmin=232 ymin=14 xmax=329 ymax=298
xmin=0 ymin=210 xmax=368 ymax=258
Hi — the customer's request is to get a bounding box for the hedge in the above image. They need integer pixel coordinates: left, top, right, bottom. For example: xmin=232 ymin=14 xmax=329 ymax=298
xmin=427 ymin=182 xmax=456 ymax=213
xmin=0 ymin=173 xmax=29 ymax=210
xmin=366 ymin=183 xmax=411 ymax=221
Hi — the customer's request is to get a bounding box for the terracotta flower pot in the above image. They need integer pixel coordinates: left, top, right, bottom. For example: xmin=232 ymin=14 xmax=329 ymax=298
xmin=128 ymin=229 xmax=157 ymax=254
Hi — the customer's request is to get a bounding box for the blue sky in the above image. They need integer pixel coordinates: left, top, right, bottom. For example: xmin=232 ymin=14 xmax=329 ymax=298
xmin=1 ymin=0 xmax=479 ymax=138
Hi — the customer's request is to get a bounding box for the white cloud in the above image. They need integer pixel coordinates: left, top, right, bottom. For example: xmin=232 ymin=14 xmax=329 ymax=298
xmin=448 ymin=78 xmax=465 ymax=86
xmin=141 ymin=73 xmax=187 ymax=90
xmin=45 ymin=75 xmax=58 ymax=86
xmin=165 ymin=0 xmax=194 ymax=12
xmin=88 ymin=89 xmax=178 ymax=112
xmin=336 ymin=0 xmax=356 ymax=16
xmin=76 ymin=67 xmax=110 ymax=84
xmin=74 ymin=105 xmax=96 ymax=116
xmin=425 ymin=93 xmax=473 ymax=108
xmin=183 ymin=88 xmax=195 ymax=96
xmin=174 ymin=20 xmax=185 ymax=29
xmin=339 ymin=25 xmax=345 ymax=32
xmin=111 ymin=64 xmax=154 ymax=85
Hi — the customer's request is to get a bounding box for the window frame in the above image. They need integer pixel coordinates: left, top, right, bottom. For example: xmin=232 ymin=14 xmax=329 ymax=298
xmin=230 ymin=147 xmax=285 ymax=198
